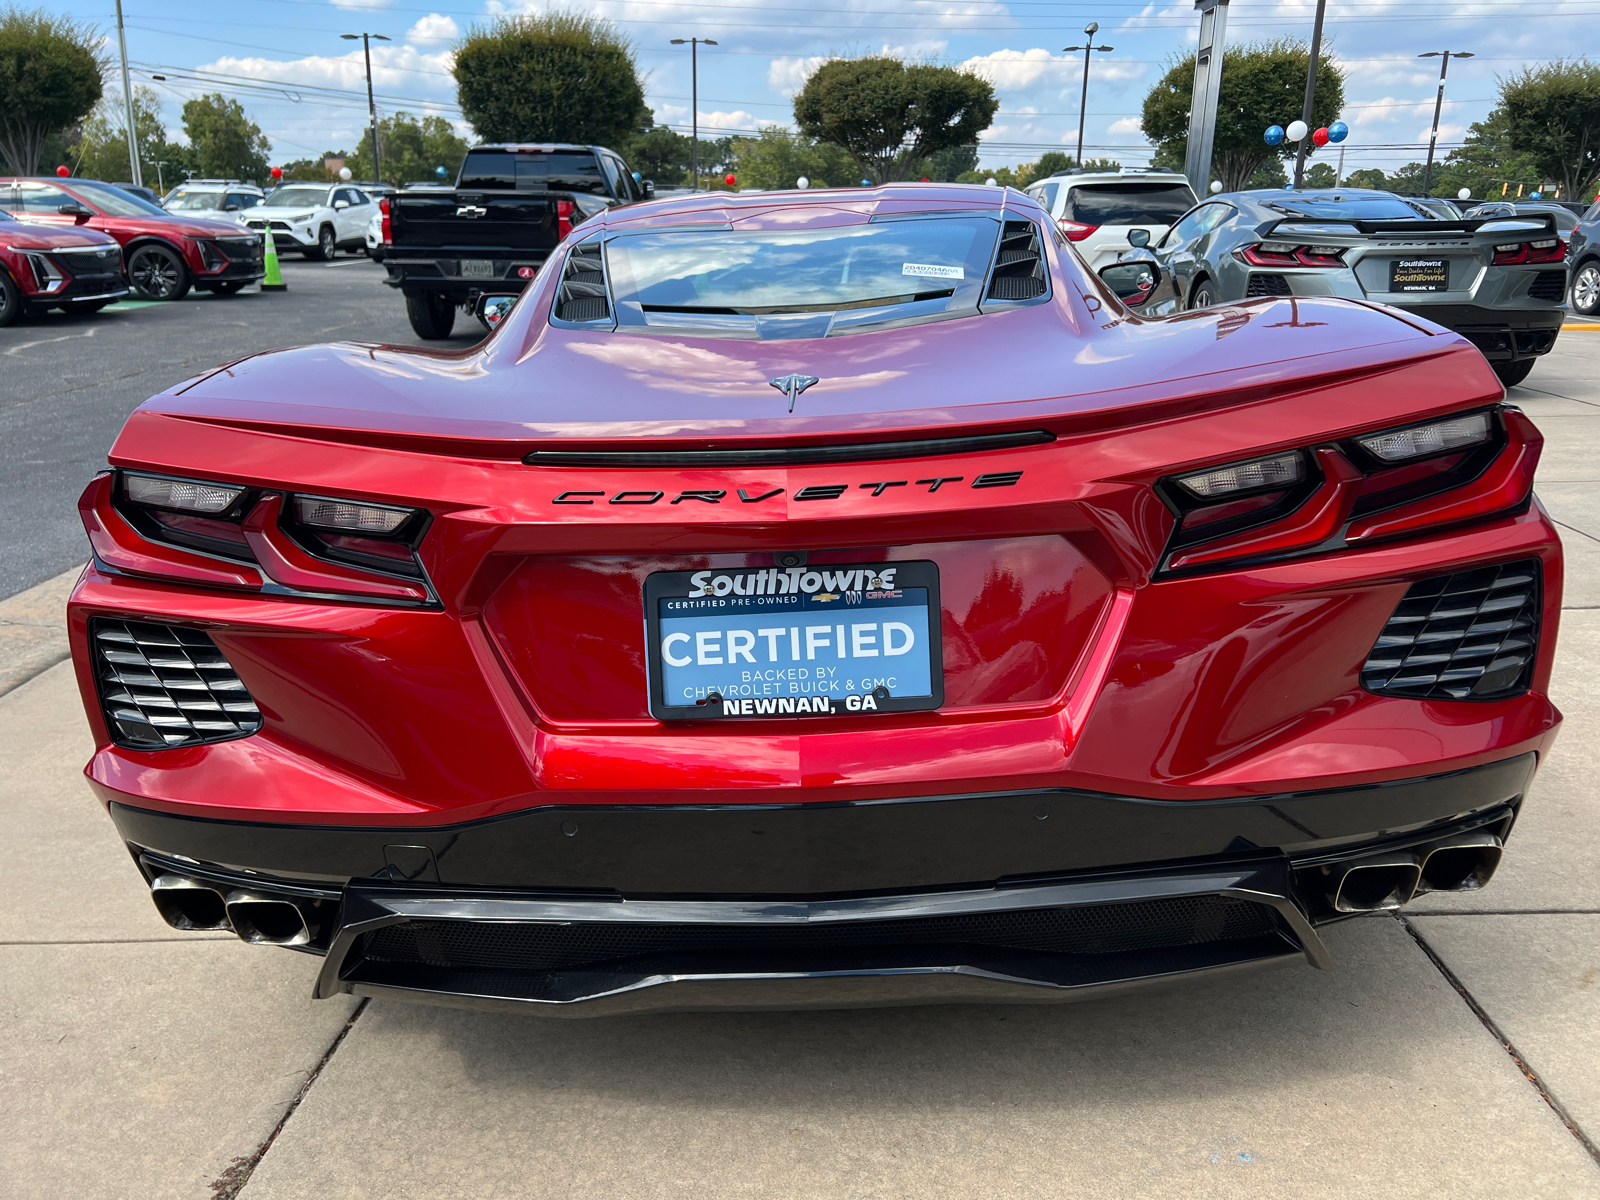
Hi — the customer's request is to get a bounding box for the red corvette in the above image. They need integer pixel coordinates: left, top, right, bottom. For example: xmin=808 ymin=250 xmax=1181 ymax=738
xmin=68 ymin=185 xmax=1561 ymax=1015
xmin=1 ymin=178 xmax=264 ymax=301
xmin=0 ymin=208 xmax=126 ymax=324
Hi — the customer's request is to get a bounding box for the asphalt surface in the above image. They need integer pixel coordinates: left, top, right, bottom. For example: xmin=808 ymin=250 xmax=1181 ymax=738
xmin=0 ymin=256 xmax=484 ymax=601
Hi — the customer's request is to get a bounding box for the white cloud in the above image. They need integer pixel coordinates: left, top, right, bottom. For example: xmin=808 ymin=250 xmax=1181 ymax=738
xmin=330 ymin=0 xmax=393 ymax=10
xmin=197 ymin=45 xmax=456 ymax=94
xmin=653 ymin=103 xmax=780 ymax=134
xmin=769 ymin=56 xmax=832 ymax=97
xmin=406 ymin=14 xmax=459 ymax=45
xmin=961 ymin=48 xmax=1077 ymax=91
xmin=1108 ymin=115 xmax=1143 ymax=135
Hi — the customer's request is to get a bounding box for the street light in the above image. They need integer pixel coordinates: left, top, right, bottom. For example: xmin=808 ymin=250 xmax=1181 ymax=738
xmin=1062 ymin=22 xmax=1114 ymax=169
xmin=1418 ymin=50 xmax=1473 ymax=198
xmin=341 ymin=32 xmax=391 ymax=184
xmin=670 ymin=38 xmax=717 ymax=190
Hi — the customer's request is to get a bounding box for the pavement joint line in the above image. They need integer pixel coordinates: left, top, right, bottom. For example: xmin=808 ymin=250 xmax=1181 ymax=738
xmin=0 ymin=936 xmax=237 ymax=946
xmin=1405 ymin=909 xmax=1600 ymax=916
xmin=1553 ymin=519 xmax=1600 ymax=547
xmin=209 ymin=996 xmax=370 ymax=1200
xmin=0 ymin=650 xmax=71 ymax=701
xmin=1400 ymin=914 xmax=1600 ymax=1166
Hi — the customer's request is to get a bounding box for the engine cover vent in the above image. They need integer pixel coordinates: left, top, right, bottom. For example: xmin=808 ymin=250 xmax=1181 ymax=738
xmin=986 ymin=220 xmax=1048 ymax=302
xmin=555 ymin=242 xmax=609 ymax=323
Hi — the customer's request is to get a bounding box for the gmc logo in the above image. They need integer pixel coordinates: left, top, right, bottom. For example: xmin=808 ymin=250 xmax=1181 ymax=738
xmin=552 ymin=471 xmax=1023 ymax=505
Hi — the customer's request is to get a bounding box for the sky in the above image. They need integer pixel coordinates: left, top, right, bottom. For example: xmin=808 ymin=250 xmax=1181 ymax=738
xmin=52 ymin=0 xmax=1600 ymax=186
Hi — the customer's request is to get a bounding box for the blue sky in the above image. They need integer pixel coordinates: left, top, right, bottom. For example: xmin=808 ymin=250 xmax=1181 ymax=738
xmin=52 ymin=0 xmax=1600 ymax=188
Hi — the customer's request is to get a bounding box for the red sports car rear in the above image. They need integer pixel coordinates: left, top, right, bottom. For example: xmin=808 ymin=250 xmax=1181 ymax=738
xmin=67 ymin=185 xmax=1562 ymax=1015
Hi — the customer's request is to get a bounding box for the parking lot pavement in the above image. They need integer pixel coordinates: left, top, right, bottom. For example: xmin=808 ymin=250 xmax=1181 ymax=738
xmin=1 ymin=334 xmax=1598 ymax=1198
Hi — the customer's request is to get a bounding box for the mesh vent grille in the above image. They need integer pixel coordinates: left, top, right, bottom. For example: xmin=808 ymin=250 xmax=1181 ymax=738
xmin=360 ymin=895 xmax=1280 ymax=974
xmin=986 ymin=220 xmax=1047 ymax=302
xmin=1360 ymin=559 xmax=1541 ymax=701
xmin=91 ymin=619 xmax=262 ymax=749
xmin=555 ymin=243 xmax=610 ymax=323
xmin=1528 ymin=270 xmax=1567 ymax=302
xmin=1246 ymin=273 xmax=1292 ymax=297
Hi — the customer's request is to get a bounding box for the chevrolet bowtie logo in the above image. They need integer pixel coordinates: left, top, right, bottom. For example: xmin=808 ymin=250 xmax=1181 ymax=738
xmin=768 ymin=374 xmax=820 ymax=412
xmin=455 ymin=205 xmax=488 ymax=219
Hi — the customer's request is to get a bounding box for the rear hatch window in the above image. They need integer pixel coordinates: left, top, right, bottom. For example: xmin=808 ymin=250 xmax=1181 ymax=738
xmin=1270 ymin=197 xmax=1428 ymax=221
xmin=459 ymin=150 xmax=608 ymax=194
xmin=1067 ymin=182 xmax=1196 ymax=225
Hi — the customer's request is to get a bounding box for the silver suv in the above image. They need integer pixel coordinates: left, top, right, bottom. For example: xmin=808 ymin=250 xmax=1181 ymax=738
xmin=1023 ymin=169 xmax=1198 ymax=270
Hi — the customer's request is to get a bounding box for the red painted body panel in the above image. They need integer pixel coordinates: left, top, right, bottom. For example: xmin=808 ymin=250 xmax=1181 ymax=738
xmin=0 ymin=212 xmax=120 ymax=298
xmin=68 ymin=186 xmax=1563 ymax=835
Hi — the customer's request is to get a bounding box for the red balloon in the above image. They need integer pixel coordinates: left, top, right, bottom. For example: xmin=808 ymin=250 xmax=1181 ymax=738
xmin=921 ymin=176 xmax=930 ymax=182
xmin=270 ymin=166 xmax=284 ymax=179
xmin=56 ymin=165 xmax=70 ymax=177
xmin=724 ymin=173 xmax=736 ymax=186
xmin=1312 ymin=126 xmax=1330 ymax=147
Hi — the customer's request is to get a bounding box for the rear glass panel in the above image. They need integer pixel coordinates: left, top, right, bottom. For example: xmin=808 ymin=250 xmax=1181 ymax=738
xmin=1271 ymin=197 xmax=1428 ymax=221
xmin=458 ymin=150 xmax=607 ymax=194
xmin=1067 ymin=182 xmax=1196 ymax=225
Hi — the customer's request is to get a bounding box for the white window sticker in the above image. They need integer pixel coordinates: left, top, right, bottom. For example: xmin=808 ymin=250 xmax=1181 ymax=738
xmin=901 ymin=262 xmax=964 ymax=280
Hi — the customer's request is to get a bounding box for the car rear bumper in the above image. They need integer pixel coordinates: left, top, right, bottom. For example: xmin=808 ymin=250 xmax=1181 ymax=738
xmin=383 ymin=255 xmax=547 ymax=298
xmin=1392 ymin=303 xmax=1566 ymax=361
xmin=111 ymin=753 xmax=1530 ymax=1014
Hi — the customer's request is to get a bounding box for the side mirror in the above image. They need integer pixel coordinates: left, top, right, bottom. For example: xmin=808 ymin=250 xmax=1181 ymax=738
xmin=474 ymin=293 xmax=518 ymax=329
xmin=1098 ymin=254 xmax=1161 ymax=307
xmin=223 ymin=201 xmax=241 ymax=211
xmin=643 ymin=179 xmax=655 ymax=199
xmin=1127 ymin=228 xmax=1150 ymax=248
xmin=57 ymin=203 xmax=94 ymax=223
xmin=333 ymin=199 xmax=350 ymax=210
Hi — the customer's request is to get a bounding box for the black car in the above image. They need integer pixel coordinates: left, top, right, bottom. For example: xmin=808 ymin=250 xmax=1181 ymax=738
xmin=1567 ymin=197 xmax=1600 ymax=318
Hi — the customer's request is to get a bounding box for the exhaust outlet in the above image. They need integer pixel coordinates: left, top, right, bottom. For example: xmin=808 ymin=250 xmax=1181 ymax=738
xmin=1420 ymin=833 xmax=1503 ymax=893
xmin=1329 ymin=853 xmax=1422 ymax=913
xmin=150 ymin=874 xmax=231 ymax=931
xmin=225 ymin=891 xmax=314 ymax=946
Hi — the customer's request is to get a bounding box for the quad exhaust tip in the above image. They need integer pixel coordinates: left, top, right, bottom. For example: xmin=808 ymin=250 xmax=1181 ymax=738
xmin=1330 ymin=853 xmax=1423 ymax=913
xmin=150 ymin=874 xmax=231 ymax=931
xmin=1420 ymin=832 xmax=1503 ymax=893
xmin=225 ymin=891 xmax=314 ymax=946
xmin=147 ymin=873 xmax=318 ymax=946
xmin=1325 ymin=830 xmax=1505 ymax=913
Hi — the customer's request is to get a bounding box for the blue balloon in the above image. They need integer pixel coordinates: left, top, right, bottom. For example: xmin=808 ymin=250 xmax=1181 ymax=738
xmin=1264 ymin=125 xmax=1286 ymax=147
xmin=1327 ymin=120 xmax=1349 ymax=144
xmin=861 ymin=177 xmax=872 ymax=186
xmin=1529 ymin=191 xmax=1542 ymax=200
xmin=435 ymin=165 xmax=447 ymax=178
xmin=632 ymin=171 xmax=641 ymax=182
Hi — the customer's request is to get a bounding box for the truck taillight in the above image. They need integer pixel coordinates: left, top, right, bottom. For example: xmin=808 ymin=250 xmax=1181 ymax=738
xmin=380 ymin=196 xmax=391 ymax=246
xmin=556 ymin=199 xmax=574 ymax=241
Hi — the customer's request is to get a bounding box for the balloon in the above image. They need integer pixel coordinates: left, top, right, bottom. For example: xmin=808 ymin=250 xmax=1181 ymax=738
xmin=1458 ymin=187 xmax=1472 ymax=200
xmin=921 ymin=176 xmax=930 ymax=182
xmin=1286 ymin=120 xmax=1309 ymax=142
xmin=1210 ymin=180 xmax=1223 ymax=194
xmin=1327 ymin=120 xmax=1349 ymax=144
xmin=56 ymin=165 xmax=70 ymax=177
xmin=1529 ymin=191 xmax=1542 ymax=200
xmin=1312 ymin=126 xmax=1330 ymax=147
xmin=861 ymin=178 xmax=871 ymax=186
xmin=795 ymin=176 xmax=809 ymax=189
xmin=270 ymin=166 xmax=283 ymax=179
xmin=436 ymin=166 xmax=448 ymax=178
xmin=724 ymin=173 xmax=736 ymax=185
xmin=1264 ymin=125 xmax=1286 ymax=147
xmin=338 ymin=166 xmax=353 ymax=181
xmin=984 ymin=177 xmax=998 ymax=186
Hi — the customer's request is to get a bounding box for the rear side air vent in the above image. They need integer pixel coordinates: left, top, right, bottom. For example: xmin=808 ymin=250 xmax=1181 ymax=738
xmin=1527 ymin=271 xmax=1566 ymax=302
xmin=987 ymin=220 xmax=1047 ymax=302
xmin=555 ymin=242 xmax=609 ymax=323
xmin=1246 ymin=273 xmax=1292 ymax=297
xmin=1360 ymin=559 xmax=1541 ymax=701
xmin=91 ymin=619 xmax=262 ymax=749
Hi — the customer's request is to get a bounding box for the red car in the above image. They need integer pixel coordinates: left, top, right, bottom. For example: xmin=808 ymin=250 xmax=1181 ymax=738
xmin=0 ymin=178 xmax=264 ymax=301
xmin=68 ymin=185 xmax=1561 ymax=1016
xmin=0 ymin=207 xmax=126 ymax=324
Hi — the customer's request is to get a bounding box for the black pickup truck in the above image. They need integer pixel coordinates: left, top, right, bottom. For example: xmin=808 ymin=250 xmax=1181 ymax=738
xmin=382 ymin=143 xmax=652 ymax=338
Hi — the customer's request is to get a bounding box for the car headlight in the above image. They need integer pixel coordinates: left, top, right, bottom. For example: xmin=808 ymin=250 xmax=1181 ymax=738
xmin=1174 ymin=451 xmax=1306 ymax=499
xmin=1354 ymin=412 xmax=1492 ymax=462
xmin=195 ymin=240 xmax=226 ymax=271
xmin=8 ymin=249 xmax=65 ymax=293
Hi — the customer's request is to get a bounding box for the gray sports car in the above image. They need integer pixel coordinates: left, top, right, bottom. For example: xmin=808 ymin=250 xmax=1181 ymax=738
xmin=1115 ymin=188 xmax=1569 ymax=386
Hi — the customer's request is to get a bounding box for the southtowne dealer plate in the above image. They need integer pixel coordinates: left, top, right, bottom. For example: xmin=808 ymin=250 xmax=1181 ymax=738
xmin=643 ymin=561 xmax=944 ymax=720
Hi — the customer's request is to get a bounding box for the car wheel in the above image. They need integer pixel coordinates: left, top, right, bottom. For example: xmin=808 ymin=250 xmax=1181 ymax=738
xmin=306 ymin=226 xmax=336 ymax=262
xmin=405 ymin=291 xmax=457 ymax=340
xmin=1189 ymin=280 xmax=1217 ymax=309
xmin=1492 ymin=358 xmax=1535 ymax=388
xmin=0 ymin=266 xmax=23 ymax=326
xmin=127 ymin=243 xmax=191 ymax=301
xmin=207 ymin=281 xmax=248 ymax=296
xmin=1573 ymin=262 xmax=1600 ymax=316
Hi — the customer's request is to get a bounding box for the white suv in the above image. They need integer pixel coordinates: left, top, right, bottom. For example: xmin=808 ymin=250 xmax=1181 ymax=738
xmin=1023 ymin=169 xmax=1199 ymax=271
xmin=244 ymin=183 xmax=378 ymax=261
xmin=162 ymin=181 xmax=266 ymax=223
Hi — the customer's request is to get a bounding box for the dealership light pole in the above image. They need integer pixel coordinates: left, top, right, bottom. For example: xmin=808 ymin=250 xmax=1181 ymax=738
xmin=341 ymin=32 xmax=391 ymax=184
xmin=1418 ymin=50 xmax=1473 ymax=197
xmin=1292 ymin=0 xmax=1328 ymax=188
xmin=670 ymin=37 xmax=717 ymax=189
xmin=1183 ymin=0 xmax=1231 ymax=197
xmin=114 ymin=0 xmax=142 ymax=188
xmin=1063 ymin=23 xmax=1114 ymax=168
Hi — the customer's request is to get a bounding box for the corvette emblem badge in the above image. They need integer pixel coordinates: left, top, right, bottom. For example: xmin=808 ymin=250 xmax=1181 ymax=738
xmin=768 ymin=374 xmax=820 ymax=412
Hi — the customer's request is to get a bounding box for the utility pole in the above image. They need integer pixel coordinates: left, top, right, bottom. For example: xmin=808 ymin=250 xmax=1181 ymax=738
xmin=1418 ymin=50 xmax=1473 ymax=197
xmin=114 ymin=0 xmax=141 ymax=188
xmin=341 ymin=32 xmax=391 ymax=184
xmin=1184 ymin=0 xmax=1231 ymax=196
xmin=671 ymin=37 xmax=717 ymax=189
xmin=1062 ymin=22 xmax=1114 ymax=168
xmin=1292 ymin=0 xmax=1328 ymax=189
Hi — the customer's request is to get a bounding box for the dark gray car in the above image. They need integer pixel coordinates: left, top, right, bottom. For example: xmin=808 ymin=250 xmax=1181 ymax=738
xmin=1568 ymin=197 xmax=1600 ymax=318
xmin=1121 ymin=188 xmax=1569 ymax=386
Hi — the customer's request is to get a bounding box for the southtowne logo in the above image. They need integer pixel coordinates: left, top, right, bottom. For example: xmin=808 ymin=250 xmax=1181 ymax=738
xmin=688 ymin=567 xmax=899 ymax=598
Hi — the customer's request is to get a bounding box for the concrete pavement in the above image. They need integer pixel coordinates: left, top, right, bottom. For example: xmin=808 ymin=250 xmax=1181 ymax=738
xmin=2 ymin=333 xmax=1598 ymax=1198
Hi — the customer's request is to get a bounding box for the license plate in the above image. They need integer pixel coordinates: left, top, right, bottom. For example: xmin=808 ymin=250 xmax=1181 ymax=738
xmin=644 ymin=561 xmax=944 ymax=721
xmin=461 ymin=259 xmax=495 ymax=279
xmin=1390 ymin=258 xmax=1449 ymax=292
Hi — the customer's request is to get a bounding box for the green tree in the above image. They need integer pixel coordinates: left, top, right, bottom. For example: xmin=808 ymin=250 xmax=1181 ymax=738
xmin=1248 ymin=156 xmax=1289 ymax=188
xmin=1343 ymin=167 xmax=1388 ymax=190
xmin=1304 ymin=162 xmax=1336 ymax=188
xmin=925 ymin=142 xmax=979 ymax=181
xmin=181 ymin=93 xmax=270 ymax=181
xmin=726 ymin=126 xmax=857 ymax=190
xmin=73 ymin=85 xmax=191 ymax=186
xmin=1140 ymin=39 xmax=1346 ymax=192
xmin=1433 ymin=110 xmax=1542 ymax=201
xmin=793 ymin=57 xmax=998 ymax=184
xmin=1498 ymin=59 xmax=1600 ymax=202
xmin=344 ymin=111 xmax=469 ymax=186
xmin=0 ymin=7 xmax=105 ymax=176
xmin=454 ymin=11 xmax=646 ymax=148
xmin=626 ymin=118 xmax=691 ymax=186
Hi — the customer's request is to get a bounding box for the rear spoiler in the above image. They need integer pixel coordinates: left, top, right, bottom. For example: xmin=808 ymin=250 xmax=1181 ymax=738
xmin=1255 ymin=213 xmax=1559 ymax=238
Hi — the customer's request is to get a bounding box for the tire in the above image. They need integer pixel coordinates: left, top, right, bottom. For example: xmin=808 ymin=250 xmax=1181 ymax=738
xmin=405 ymin=291 xmax=457 ymax=340
xmin=1492 ymin=358 xmax=1535 ymax=388
xmin=1189 ymin=279 xmax=1217 ymax=309
xmin=0 ymin=266 xmax=24 ymax=326
xmin=306 ymin=225 xmax=336 ymax=262
xmin=206 ymin=281 xmax=248 ymax=296
xmin=1572 ymin=261 xmax=1600 ymax=317
xmin=127 ymin=243 xmax=191 ymax=301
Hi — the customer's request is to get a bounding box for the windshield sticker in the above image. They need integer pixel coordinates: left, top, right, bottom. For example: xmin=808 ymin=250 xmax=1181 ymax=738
xmin=902 ymin=263 xmax=964 ymax=279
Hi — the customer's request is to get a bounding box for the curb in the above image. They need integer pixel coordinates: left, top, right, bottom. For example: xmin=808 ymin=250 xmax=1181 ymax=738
xmin=0 ymin=566 xmax=82 ymax=699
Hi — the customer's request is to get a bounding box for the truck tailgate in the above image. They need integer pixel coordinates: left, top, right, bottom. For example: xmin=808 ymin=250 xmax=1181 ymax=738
xmin=393 ymin=192 xmax=560 ymax=251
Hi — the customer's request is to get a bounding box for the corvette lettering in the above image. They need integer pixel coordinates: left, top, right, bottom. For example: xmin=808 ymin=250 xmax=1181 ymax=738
xmin=551 ymin=470 xmax=1021 ymax=505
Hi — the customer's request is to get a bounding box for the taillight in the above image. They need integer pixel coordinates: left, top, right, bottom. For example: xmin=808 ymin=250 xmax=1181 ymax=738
xmin=1056 ymin=220 xmax=1096 ymax=241
xmin=557 ymin=198 xmax=574 ymax=241
xmin=1492 ymin=238 xmax=1565 ymax=265
xmin=379 ymin=196 xmax=391 ymax=246
xmin=1237 ymin=243 xmax=1346 ymax=268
